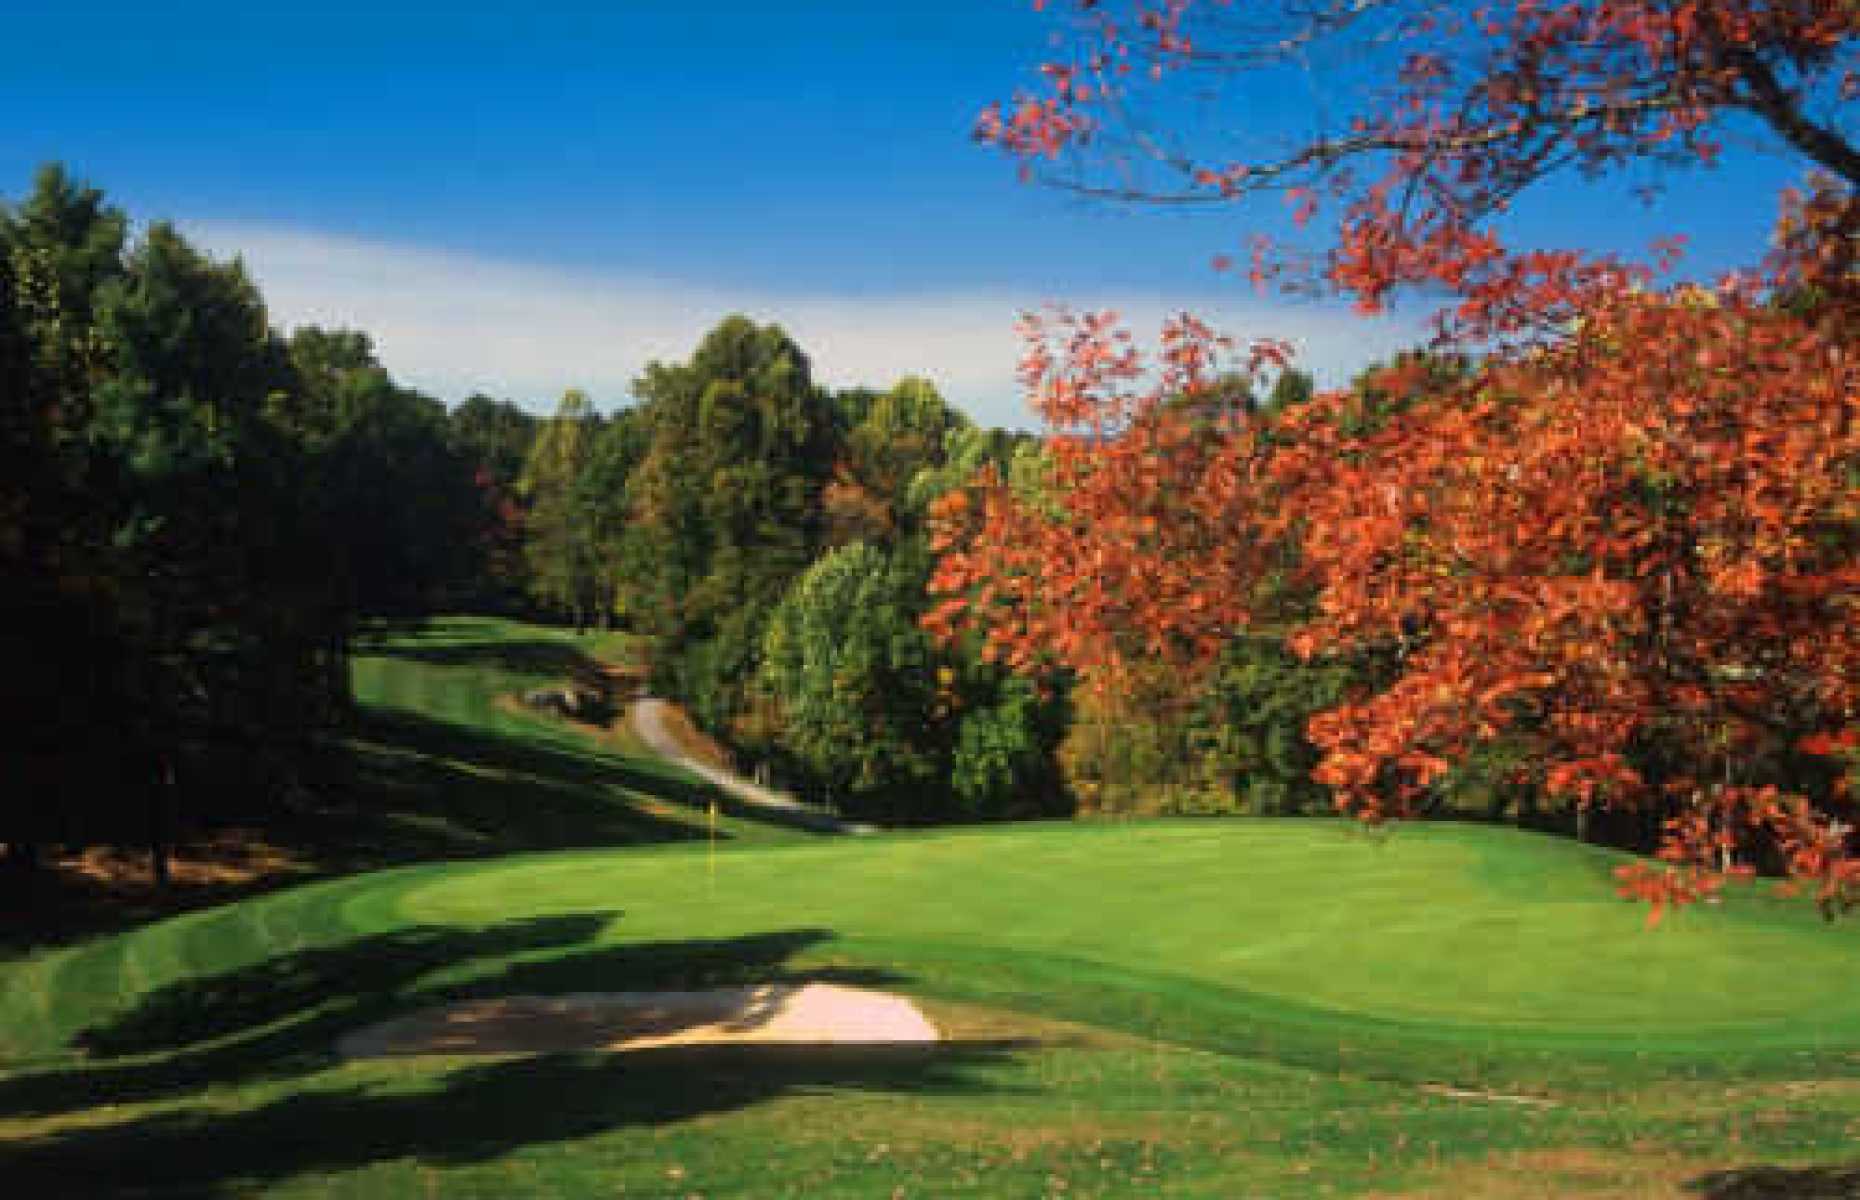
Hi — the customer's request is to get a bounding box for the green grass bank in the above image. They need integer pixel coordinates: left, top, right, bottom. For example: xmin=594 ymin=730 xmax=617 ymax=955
xmin=2 ymin=617 xmax=1856 ymax=1196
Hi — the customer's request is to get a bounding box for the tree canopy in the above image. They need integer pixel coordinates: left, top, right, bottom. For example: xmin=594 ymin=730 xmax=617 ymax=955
xmin=984 ymin=1 xmax=1860 ymax=330
xmin=0 ymin=167 xmax=517 ymax=877
xmin=933 ymin=2 xmax=1860 ymax=919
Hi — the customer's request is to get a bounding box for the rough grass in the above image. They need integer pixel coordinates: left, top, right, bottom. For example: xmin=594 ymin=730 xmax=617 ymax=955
xmin=4 ymin=617 xmax=1859 ymax=1195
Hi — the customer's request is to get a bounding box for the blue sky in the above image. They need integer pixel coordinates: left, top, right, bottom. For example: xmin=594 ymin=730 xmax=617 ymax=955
xmin=2 ymin=0 xmax=1803 ymax=425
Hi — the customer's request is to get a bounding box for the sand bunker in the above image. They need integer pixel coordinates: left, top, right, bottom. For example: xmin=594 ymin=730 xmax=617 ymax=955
xmin=337 ymin=983 xmax=939 ymax=1058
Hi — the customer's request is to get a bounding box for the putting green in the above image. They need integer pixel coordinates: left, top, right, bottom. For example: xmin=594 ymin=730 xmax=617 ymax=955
xmin=7 ymin=820 xmax=1857 ymax=1089
xmin=400 ymin=822 xmax=1851 ymax=1029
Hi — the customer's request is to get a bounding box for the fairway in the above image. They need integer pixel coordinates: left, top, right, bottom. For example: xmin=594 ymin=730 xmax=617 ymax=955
xmin=11 ymin=822 xmax=1860 ymax=1066
xmin=5 ymin=823 xmax=1860 ymax=1195
xmin=337 ymin=616 xmax=810 ymax=857
xmin=5 ymin=618 xmax=1859 ymax=1197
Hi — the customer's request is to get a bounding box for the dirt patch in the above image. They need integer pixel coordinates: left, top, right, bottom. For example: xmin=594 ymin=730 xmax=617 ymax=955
xmin=1366 ymin=1147 xmax=1709 ymax=1198
xmin=1747 ymin=1079 xmax=1860 ymax=1100
xmin=337 ymin=983 xmax=940 ymax=1058
xmin=649 ymin=701 xmax=737 ymax=774
xmin=493 ymin=692 xmax=664 ymax=769
xmin=3 ymin=831 xmax=313 ymax=950
xmin=495 ymin=691 xmax=600 ymax=729
xmin=58 ymin=832 xmax=304 ymax=893
xmin=596 ymin=661 xmax=649 ymax=699
xmin=1363 ymin=1147 xmax=1860 ymax=1200
xmin=1419 ymin=1082 xmax=1560 ymax=1108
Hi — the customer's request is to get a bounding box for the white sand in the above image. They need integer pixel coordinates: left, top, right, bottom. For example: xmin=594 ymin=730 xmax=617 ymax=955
xmin=337 ymin=983 xmax=939 ymax=1058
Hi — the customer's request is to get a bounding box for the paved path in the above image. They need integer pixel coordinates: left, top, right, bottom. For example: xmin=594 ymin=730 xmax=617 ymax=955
xmin=629 ymin=698 xmax=875 ymax=835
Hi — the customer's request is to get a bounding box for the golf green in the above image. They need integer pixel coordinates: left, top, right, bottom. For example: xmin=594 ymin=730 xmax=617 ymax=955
xmin=5 ymin=618 xmax=1856 ymax=1196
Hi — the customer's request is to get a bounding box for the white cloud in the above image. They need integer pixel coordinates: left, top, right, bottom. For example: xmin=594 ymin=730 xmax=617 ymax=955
xmin=185 ymin=221 xmax=1429 ymax=430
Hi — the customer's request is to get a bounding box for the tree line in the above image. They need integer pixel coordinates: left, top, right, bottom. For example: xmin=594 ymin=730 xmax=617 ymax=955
xmin=0 ymin=164 xmax=1088 ymax=872
xmin=0 ymin=161 xmax=1371 ymax=862
xmin=507 ymin=318 xmax=1433 ymax=831
xmin=1 ymin=165 xmax=531 ymax=878
xmin=509 ymin=318 xmax=1072 ymax=823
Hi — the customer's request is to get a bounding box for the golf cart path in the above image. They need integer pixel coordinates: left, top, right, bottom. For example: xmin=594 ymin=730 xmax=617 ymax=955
xmin=629 ymin=697 xmax=875 ymax=835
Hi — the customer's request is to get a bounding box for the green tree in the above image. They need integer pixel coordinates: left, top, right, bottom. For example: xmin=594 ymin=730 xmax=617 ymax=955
xmin=0 ymin=227 xmax=122 ymax=871
xmin=285 ymin=327 xmax=489 ymax=622
xmin=574 ymin=406 xmax=648 ymax=626
xmin=0 ymin=167 xmax=495 ymax=879
xmin=1263 ymin=367 xmax=1314 ymax=414
xmin=821 ymin=377 xmax=971 ymax=548
xmin=448 ymin=392 xmax=539 ymax=492
xmin=1195 ymin=634 xmax=1360 ymax=815
xmin=91 ymin=222 xmax=342 ymax=872
xmin=621 ymin=317 xmax=837 ymax=728
xmin=949 ymin=670 xmax=1071 ymax=820
xmin=3 ymin=163 xmax=126 ymax=337
xmin=445 ymin=393 xmax=539 ymax=611
xmin=756 ymin=542 xmax=941 ymax=816
xmin=847 ymin=378 xmax=968 ymax=517
xmin=520 ymin=389 xmax=603 ymax=629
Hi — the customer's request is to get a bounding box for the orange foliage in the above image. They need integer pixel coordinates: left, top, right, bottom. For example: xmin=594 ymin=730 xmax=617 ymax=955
xmin=925 ymin=309 xmax=1289 ymax=677
xmin=931 ymin=284 xmax=1860 ymax=917
xmin=983 ymin=2 xmax=1860 ymax=333
xmin=951 ymin=1 xmax=1860 ymax=916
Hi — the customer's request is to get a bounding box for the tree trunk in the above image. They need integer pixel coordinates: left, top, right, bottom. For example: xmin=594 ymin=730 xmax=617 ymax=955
xmin=2 ymin=840 xmax=41 ymax=873
xmin=326 ymin=626 xmax=352 ymax=719
xmin=149 ymin=757 xmax=173 ymax=892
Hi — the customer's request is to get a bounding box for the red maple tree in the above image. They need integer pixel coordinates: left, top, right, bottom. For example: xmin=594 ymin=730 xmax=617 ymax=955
xmin=981 ymin=1 xmax=1859 ymax=327
xmin=935 ymin=1 xmax=1860 ymax=919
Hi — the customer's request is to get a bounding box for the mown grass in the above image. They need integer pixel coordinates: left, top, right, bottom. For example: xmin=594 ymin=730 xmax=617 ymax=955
xmin=4 ymin=823 xmax=1860 ymax=1195
xmin=3 ymin=617 xmax=1859 ymax=1195
xmin=330 ymin=615 xmax=805 ymax=859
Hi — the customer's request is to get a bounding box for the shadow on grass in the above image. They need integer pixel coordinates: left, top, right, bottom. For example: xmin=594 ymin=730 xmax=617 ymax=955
xmin=73 ymin=914 xmax=623 ymax=1060
xmin=0 ymin=920 xmax=1022 ymax=1196
xmin=0 ymin=1038 xmax=1028 ymax=1196
xmin=0 ymin=913 xmax=605 ymax=1118
xmin=1687 ymin=1163 xmax=1860 ymax=1198
xmin=0 ymin=858 xmax=297 ymax=956
xmin=294 ymin=705 xmax=725 ymax=868
xmin=0 ymin=710 xmax=713 ymax=957
xmin=0 ymin=922 xmax=903 ymax=1122
xmin=0 ymin=694 xmax=791 ymax=956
